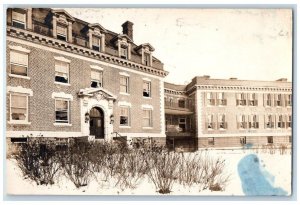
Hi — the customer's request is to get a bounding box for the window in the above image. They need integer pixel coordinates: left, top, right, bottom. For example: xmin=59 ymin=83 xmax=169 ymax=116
xmin=178 ymin=99 xmax=185 ymax=108
xmin=143 ymin=81 xmax=151 ymax=97
xmin=266 ymin=94 xmax=272 ymax=106
xmin=267 ymin=136 xmax=273 ymax=144
xmin=91 ymin=70 xmax=103 ymax=88
xmin=208 ymin=137 xmax=215 ymax=145
xmin=55 ymin=61 xmax=69 ymax=84
xmin=120 ymin=46 xmax=128 ymax=59
xmin=238 ymin=115 xmax=247 ymax=129
xmin=55 ymin=99 xmax=69 ymax=123
xmin=217 ymin=92 xmax=226 ymax=106
xmin=207 ymin=92 xmax=215 ymax=106
xmin=249 ymin=93 xmax=258 ymax=106
xmin=249 ymin=115 xmax=259 ymax=129
xmin=120 ymin=106 xmax=130 ymax=126
xmin=236 ymin=93 xmax=247 ymax=106
xmin=57 ymin=25 xmax=67 ymax=41
xmin=92 ymin=36 xmax=101 ymax=51
xmin=10 ymin=93 xmax=28 ymax=121
xmin=10 ymin=50 xmax=28 ymax=76
xmin=218 ymin=114 xmax=226 ymax=129
xmin=287 ymin=115 xmax=292 ymax=128
xmin=207 ymin=114 xmax=214 ymax=129
xmin=286 ymin=94 xmax=292 ymax=106
xmin=120 ymin=76 xmax=129 ymax=93
xmin=144 ymin=52 xmax=150 ymax=66
xmin=12 ymin=11 xmax=26 ymax=29
xmin=265 ymin=115 xmax=274 ymax=128
xmin=143 ymin=109 xmax=152 ymax=127
xmin=178 ymin=118 xmax=186 ymax=132
xmin=276 ymin=94 xmax=282 ymax=106
xmin=240 ymin=137 xmax=247 ymax=145
xmin=277 ymin=115 xmax=285 ymax=128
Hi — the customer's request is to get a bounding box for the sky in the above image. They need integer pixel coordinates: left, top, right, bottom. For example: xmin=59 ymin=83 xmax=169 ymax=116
xmin=64 ymin=8 xmax=292 ymax=84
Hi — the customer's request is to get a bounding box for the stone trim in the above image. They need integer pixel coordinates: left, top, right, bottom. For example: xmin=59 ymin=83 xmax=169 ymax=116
xmin=90 ymin=65 xmax=104 ymax=71
xmin=9 ymin=45 xmax=30 ymax=53
xmin=7 ymin=86 xmax=33 ymax=96
xmin=118 ymin=101 xmax=132 ymax=107
xmin=51 ymin=92 xmax=73 ymax=100
xmin=54 ymin=56 xmax=71 ymax=63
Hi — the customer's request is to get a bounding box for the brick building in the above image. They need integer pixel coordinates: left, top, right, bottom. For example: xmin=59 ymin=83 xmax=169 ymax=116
xmin=165 ymin=76 xmax=292 ymax=150
xmin=6 ymin=8 xmax=168 ymax=145
xmin=6 ymin=8 xmax=292 ymax=150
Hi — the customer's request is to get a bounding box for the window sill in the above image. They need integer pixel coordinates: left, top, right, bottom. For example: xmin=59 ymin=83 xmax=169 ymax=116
xmin=143 ymin=96 xmax=152 ymax=99
xmin=8 ymin=121 xmax=31 ymax=125
xmin=53 ymin=123 xmax=72 ymax=127
xmin=142 ymin=127 xmax=153 ymax=129
xmin=119 ymin=126 xmax=131 ymax=129
xmin=120 ymin=92 xmax=130 ymax=96
xmin=55 ymin=82 xmax=71 ymax=86
xmin=9 ymin=74 xmax=31 ymax=80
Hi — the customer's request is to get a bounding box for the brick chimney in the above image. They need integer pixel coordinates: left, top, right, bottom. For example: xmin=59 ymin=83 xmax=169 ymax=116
xmin=122 ymin=21 xmax=134 ymax=40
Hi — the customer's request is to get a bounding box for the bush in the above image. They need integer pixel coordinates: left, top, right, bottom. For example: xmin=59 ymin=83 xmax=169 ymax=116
xmin=62 ymin=141 xmax=94 ymax=188
xmin=15 ymin=139 xmax=61 ymax=185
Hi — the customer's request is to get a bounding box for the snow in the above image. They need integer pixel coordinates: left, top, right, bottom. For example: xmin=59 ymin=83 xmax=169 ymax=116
xmin=6 ymin=148 xmax=291 ymax=196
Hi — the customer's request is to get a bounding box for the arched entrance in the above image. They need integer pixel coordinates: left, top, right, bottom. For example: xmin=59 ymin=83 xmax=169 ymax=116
xmin=89 ymin=107 xmax=104 ymax=139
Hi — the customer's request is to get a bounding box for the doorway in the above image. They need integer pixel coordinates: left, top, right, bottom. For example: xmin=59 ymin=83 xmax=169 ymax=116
xmin=89 ymin=107 xmax=104 ymax=139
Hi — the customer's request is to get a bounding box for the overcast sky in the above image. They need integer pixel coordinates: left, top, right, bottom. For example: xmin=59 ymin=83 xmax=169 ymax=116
xmin=65 ymin=8 xmax=292 ymax=84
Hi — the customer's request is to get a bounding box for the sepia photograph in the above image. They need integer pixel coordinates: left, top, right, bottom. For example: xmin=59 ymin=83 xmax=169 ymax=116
xmin=5 ymin=6 xmax=293 ymax=197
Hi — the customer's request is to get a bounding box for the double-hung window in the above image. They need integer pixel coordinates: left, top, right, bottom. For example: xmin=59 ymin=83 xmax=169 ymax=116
xmin=207 ymin=114 xmax=214 ymax=129
xmin=55 ymin=99 xmax=69 ymax=123
xmin=207 ymin=92 xmax=215 ymax=106
xmin=10 ymin=50 xmax=28 ymax=76
xmin=91 ymin=70 xmax=103 ymax=88
xmin=238 ymin=115 xmax=247 ymax=129
xmin=266 ymin=94 xmax=272 ymax=106
xmin=143 ymin=81 xmax=151 ymax=97
xmin=249 ymin=115 xmax=259 ymax=129
xmin=218 ymin=114 xmax=226 ymax=129
xmin=12 ymin=11 xmax=26 ymax=29
xmin=142 ymin=109 xmax=153 ymax=128
xmin=120 ymin=106 xmax=130 ymax=126
xmin=55 ymin=61 xmax=69 ymax=84
xmin=120 ymin=46 xmax=128 ymax=59
xmin=287 ymin=115 xmax=292 ymax=128
xmin=92 ymin=36 xmax=101 ymax=51
xmin=276 ymin=94 xmax=282 ymax=106
xmin=217 ymin=92 xmax=226 ymax=106
xmin=120 ymin=76 xmax=129 ymax=94
xmin=10 ymin=93 xmax=28 ymax=122
xmin=57 ymin=25 xmax=67 ymax=41
xmin=265 ymin=115 xmax=274 ymax=128
xmin=144 ymin=52 xmax=150 ymax=66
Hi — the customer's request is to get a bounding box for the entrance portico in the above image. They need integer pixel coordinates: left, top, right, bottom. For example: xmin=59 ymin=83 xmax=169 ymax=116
xmin=78 ymin=87 xmax=117 ymax=141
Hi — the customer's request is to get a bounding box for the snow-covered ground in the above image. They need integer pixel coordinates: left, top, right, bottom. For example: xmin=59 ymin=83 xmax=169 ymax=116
xmin=6 ymin=148 xmax=291 ymax=196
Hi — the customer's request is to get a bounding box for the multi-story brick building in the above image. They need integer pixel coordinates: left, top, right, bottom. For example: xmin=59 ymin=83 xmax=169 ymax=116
xmin=165 ymin=76 xmax=292 ymax=150
xmin=6 ymin=8 xmax=168 ymax=145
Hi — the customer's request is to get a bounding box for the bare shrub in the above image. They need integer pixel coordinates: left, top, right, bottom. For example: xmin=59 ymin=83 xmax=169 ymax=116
xmin=15 ymin=139 xmax=61 ymax=185
xmin=62 ymin=140 xmax=94 ymax=188
xmin=146 ymin=150 xmax=180 ymax=194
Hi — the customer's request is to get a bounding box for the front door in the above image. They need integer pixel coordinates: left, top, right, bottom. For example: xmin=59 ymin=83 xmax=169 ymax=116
xmin=89 ymin=107 xmax=104 ymax=139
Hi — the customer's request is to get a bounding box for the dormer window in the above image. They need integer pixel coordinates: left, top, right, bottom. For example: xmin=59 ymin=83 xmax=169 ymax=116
xmin=144 ymin=52 xmax=150 ymax=66
xmin=57 ymin=24 xmax=67 ymax=41
xmin=92 ymin=36 xmax=101 ymax=51
xmin=12 ymin=10 xmax=26 ymax=29
xmin=120 ymin=45 xmax=128 ymax=59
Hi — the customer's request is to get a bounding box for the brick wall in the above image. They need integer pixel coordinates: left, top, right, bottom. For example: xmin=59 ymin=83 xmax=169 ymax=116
xmin=6 ymin=40 xmax=163 ymax=137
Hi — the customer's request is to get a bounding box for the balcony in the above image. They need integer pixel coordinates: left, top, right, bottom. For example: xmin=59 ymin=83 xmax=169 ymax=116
xmin=165 ymin=125 xmax=194 ymax=138
xmin=164 ymin=101 xmax=193 ymax=115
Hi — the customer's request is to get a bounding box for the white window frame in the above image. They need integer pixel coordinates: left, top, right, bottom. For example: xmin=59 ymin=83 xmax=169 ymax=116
xmin=55 ymin=60 xmax=70 ymax=85
xmin=56 ymin=24 xmax=68 ymax=41
xmin=266 ymin=93 xmax=272 ymax=106
xmin=92 ymin=35 xmax=101 ymax=51
xmin=12 ymin=10 xmax=26 ymax=29
xmin=144 ymin=52 xmax=151 ymax=66
xmin=218 ymin=114 xmax=226 ymax=130
xmin=10 ymin=49 xmax=29 ymax=78
xmin=54 ymin=98 xmax=71 ymax=125
xmin=143 ymin=81 xmax=151 ymax=98
xmin=91 ymin=70 xmax=103 ymax=88
xmin=119 ymin=106 xmax=130 ymax=127
xmin=142 ymin=108 xmax=153 ymax=128
xmin=207 ymin=114 xmax=214 ymax=130
xmin=120 ymin=46 xmax=128 ymax=59
xmin=120 ymin=75 xmax=129 ymax=94
xmin=9 ymin=92 xmax=30 ymax=125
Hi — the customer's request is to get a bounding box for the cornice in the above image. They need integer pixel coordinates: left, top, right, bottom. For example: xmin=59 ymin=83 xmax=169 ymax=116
xmin=7 ymin=26 xmax=168 ymax=78
xmin=189 ymin=85 xmax=292 ymax=93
